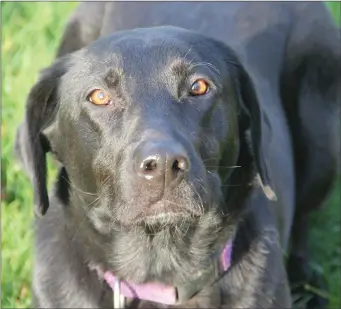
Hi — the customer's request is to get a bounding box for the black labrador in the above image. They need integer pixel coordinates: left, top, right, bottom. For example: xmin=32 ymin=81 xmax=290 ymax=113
xmin=15 ymin=2 xmax=340 ymax=308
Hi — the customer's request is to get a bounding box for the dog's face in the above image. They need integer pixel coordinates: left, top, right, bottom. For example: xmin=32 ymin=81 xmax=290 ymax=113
xmin=48 ymin=27 xmax=243 ymax=229
xmin=17 ymin=26 xmax=273 ymax=281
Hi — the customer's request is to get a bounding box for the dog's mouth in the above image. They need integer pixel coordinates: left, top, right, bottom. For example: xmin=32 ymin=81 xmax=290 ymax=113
xmin=134 ymin=199 xmax=200 ymax=227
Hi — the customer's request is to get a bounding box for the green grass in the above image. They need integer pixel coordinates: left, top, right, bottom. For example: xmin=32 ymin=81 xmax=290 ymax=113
xmin=1 ymin=3 xmax=79 ymax=307
xmin=1 ymin=2 xmax=340 ymax=308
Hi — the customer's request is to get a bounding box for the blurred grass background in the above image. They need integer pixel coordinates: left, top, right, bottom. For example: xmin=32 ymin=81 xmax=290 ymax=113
xmin=1 ymin=2 xmax=340 ymax=308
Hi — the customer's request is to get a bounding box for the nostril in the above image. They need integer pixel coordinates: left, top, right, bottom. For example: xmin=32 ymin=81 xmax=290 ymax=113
xmin=143 ymin=159 xmax=158 ymax=172
xmin=172 ymin=157 xmax=188 ymax=172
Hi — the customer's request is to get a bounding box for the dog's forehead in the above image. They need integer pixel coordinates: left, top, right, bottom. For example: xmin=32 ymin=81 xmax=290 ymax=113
xmin=88 ymin=26 xmax=198 ymax=54
xmin=63 ymin=27 xmax=231 ymax=95
xmin=78 ymin=27 xmax=215 ymax=74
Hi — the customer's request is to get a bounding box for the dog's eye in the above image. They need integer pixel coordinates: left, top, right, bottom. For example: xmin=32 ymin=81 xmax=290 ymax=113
xmin=189 ymin=79 xmax=210 ymax=96
xmin=88 ymin=89 xmax=112 ymax=105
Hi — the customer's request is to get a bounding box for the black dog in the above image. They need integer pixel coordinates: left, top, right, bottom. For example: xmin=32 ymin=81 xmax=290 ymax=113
xmin=15 ymin=2 xmax=340 ymax=308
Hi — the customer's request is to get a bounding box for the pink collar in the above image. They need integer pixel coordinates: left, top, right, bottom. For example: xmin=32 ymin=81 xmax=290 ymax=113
xmin=103 ymin=240 xmax=233 ymax=306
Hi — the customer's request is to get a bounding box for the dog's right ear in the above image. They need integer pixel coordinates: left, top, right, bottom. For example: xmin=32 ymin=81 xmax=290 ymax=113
xmin=15 ymin=56 xmax=71 ymax=217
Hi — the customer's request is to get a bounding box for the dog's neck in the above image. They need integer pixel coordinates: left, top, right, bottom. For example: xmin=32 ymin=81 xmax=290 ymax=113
xmin=70 ymin=205 xmax=236 ymax=286
xmin=95 ymin=238 xmax=233 ymax=306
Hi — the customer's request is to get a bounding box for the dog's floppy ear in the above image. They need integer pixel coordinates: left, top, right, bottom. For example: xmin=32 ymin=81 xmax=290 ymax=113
xmin=235 ymin=63 xmax=277 ymax=201
xmin=15 ymin=56 xmax=70 ymax=217
xmin=206 ymin=37 xmax=277 ymax=200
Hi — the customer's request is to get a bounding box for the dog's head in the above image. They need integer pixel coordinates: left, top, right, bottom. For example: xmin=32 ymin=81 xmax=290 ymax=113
xmin=16 ymin=26 xmax=275 ymax=278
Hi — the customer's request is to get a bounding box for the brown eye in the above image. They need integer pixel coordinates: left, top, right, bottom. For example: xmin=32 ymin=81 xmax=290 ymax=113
xmin=189 ymin=79 xmax=210 ymax=96
xmin=88 ymin=89 xmax=112 ymax=105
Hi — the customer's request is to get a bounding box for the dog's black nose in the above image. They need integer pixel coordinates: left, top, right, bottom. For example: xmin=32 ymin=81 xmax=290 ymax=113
xmin=134 ymin=141 xmax=189 ymax=186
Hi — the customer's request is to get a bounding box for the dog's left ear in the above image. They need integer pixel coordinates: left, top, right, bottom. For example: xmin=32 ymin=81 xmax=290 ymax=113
xmin=206 ymin=36 xmax=277 ymax=200
xmin=235 ymin=63 xmax=277 ymax=201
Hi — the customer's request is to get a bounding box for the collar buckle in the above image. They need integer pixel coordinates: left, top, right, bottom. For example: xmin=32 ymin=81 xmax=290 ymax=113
xmin=113 ymin=278 xmax=125 ymax=308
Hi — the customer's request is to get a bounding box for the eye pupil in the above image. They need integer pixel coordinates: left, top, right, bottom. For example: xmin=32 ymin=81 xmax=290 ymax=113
xmin=192 ymin=83 xmax=200 ymax=91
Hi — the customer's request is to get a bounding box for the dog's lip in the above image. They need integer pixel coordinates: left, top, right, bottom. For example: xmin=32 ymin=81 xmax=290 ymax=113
xmin=145 ymin=200 xmax=186 ymax=214
xmin=138 ymin=211 xmax=194 ymax=227
xmin=144 ymin=211 xmax=190 ymax=221
xmin=135 ymin=200 xmax=197 ymax=224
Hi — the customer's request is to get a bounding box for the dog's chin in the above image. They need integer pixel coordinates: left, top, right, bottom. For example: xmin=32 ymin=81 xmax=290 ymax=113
xmin=137 ymin=213 xmax=198 ymax=235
